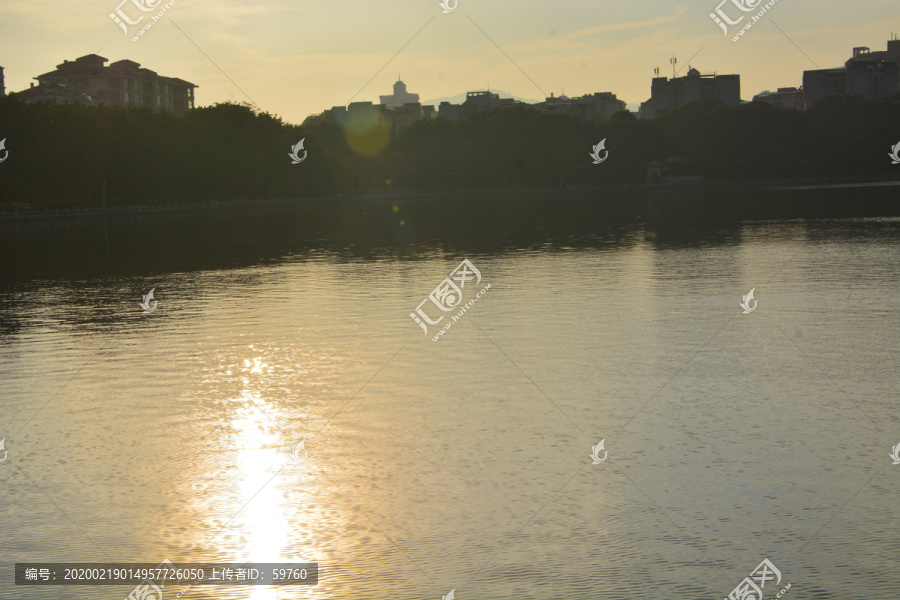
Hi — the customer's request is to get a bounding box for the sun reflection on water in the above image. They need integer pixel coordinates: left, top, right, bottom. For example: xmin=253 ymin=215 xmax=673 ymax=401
xmin=196 ymin=364 xmax=343 ymax=599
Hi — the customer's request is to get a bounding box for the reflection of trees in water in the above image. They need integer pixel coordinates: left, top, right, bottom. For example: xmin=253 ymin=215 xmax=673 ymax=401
xmin=2 ymin=200 xmax=897 ymax=343
xmin=0 ymin=193 xmax=644 ymax=282
xmin=4 ymin=189 xmax=897 ymax=288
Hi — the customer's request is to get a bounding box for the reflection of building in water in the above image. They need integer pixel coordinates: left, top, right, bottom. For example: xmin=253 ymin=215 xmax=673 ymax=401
xmin=639 ymin=67 xmax=740 ymax=119
xmin=13 ymin=54 xmax=196 ymax=114
xmin=379 ymin=79 xmax=420 ymax=110
xmin=752 ymin=87 xmax=804 ymax=111
xmin=803 ymin=37 xmax=900 ymax=109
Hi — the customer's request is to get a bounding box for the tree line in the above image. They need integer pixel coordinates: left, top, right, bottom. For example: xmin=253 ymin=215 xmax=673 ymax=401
xmin=1 ymin=92 xmax=898 ymax=206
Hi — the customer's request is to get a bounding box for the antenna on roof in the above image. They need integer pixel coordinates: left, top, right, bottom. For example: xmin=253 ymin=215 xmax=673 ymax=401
xmin=670 ymin=55 xmax=677 ymax=78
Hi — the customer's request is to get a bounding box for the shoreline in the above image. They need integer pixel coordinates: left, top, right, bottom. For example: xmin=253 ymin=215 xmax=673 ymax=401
xmin=1 ymin=176 xmax=898 ymax=222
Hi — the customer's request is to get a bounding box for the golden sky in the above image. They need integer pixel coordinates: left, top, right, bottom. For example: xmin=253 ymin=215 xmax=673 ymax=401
xmin=1 ymin=0 xmax=898 ymax=124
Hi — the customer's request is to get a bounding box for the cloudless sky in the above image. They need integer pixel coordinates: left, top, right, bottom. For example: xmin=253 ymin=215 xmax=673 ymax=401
xmin=1 ymin=0 xmax=899 ymax=124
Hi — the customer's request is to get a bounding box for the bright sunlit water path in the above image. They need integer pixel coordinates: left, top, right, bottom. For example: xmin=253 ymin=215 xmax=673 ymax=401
xmin=1 ymin=205 xmax=898 ymax=600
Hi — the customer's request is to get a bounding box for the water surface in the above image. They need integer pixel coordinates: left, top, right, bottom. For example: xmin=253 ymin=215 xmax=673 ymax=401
xmin=1 ymin=198 xmax=898 ymax=599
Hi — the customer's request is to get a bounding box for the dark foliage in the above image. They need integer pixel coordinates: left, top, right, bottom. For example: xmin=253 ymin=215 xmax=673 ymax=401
xmin=1 ymin=92 xmax=898 ymax=207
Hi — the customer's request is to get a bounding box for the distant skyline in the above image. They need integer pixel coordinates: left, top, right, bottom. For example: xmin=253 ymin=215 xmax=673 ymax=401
xmin=1 ymin=0 xmax=898 ymax=125
xmin=419 ymin=89 xmax=543 ymax=108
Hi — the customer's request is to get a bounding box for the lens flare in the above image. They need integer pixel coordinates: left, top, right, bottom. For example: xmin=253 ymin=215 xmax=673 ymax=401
xmin=339 ymin=106 xmax=390 ymax=157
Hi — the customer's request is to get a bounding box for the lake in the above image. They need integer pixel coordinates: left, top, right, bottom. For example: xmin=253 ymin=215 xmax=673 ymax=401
xmin=1 ymin=193 xmax=898 ymax=600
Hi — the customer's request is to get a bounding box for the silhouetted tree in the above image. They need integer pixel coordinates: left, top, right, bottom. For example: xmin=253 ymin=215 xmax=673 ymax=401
xmin=2 ymin=91 xmax=898 ymax=207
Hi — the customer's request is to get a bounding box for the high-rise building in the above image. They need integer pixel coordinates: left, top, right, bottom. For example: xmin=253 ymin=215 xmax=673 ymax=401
xmin=0 ymin=66 xmax=5 ymax=96
xmin=379 ymin=80 xmax=419 ymax=110
xmin=15 ymin=54 xmax=197 ymax=114
xmin=460 ymin=91 xmax=519 ymax=118
xmin=462 ymin=90 xmax=499 ymax=117
xmin=803 ymin=38 xmax=900 ymax=108
xmin=642 ymin=67 xmax=740 ymax=119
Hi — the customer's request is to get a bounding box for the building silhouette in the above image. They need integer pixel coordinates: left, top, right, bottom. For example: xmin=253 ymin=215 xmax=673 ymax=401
xmin=15 ymin=54 xmax=196 ymax=114
xmin=438 ymin=101 xmax=463 ymax=121
xmin=16 ymin=81 xmax=93 ymax=105
xmin=752 ymin=87 xmax=804 ymax=110
xmin=307 ymin=83 xmax=617 ymax=129
xmin=379 ymin=80 xmax=420 ymax=110
xmin=535 ymin=91 xmax=625 ymax=120
xmin=304 ymin=81 xmax=436 ymax=132
xmin=379 ymin=88 xmax=522 ymax=125
xmin=0 ymin=66 xmax=5 ymax=96
xmin=803 ymin=38 xmax=900 ymax=108
xmin=462 ymin=91 xmax=520 ymax=118
xmin=391 ymin=102 xmax=436 ymax=130
xmin=305 ymin=101 xmax=395 ymax=131
xmin=640 ymin=67 xmax=740 ymax=119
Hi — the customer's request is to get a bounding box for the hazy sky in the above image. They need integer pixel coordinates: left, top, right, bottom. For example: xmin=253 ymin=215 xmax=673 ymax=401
xmin=1 ymin=0 xmax=898 ymax=124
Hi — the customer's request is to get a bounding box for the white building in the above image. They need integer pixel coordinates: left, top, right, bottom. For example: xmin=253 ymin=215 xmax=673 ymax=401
xmin=379 ymin=80 xmax=419 ymax=110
